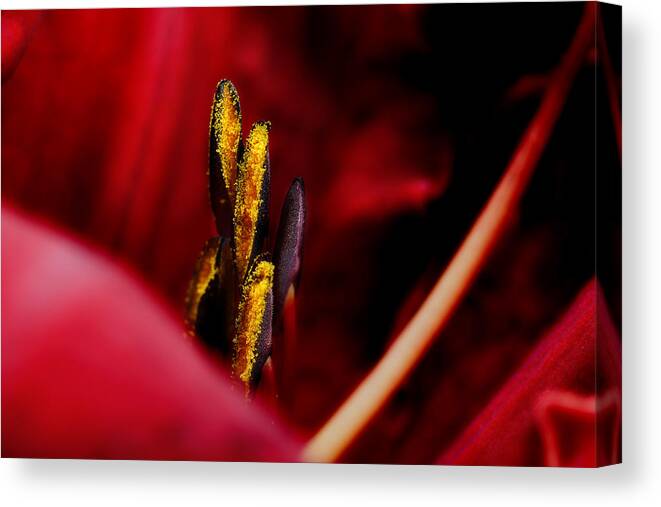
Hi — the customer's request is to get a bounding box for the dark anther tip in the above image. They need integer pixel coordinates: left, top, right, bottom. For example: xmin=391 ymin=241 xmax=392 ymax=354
xmin=273 ymin=177 xmax=306 ymax=325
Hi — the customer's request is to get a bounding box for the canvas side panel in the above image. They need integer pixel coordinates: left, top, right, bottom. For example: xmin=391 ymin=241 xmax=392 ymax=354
xmin=596 ymin=1 xmax=622 ymax=467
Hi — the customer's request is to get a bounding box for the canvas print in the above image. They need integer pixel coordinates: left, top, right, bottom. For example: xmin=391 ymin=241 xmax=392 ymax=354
xmin=1 ymin=1 xmax=621 ymax=466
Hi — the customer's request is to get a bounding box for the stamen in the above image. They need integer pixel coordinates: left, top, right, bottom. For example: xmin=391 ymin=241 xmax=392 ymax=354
xmin=193 ymin=80 xmax=304 ymax=397
xmin=274 ymin=284 xmax=298 ymax=401
xmin=209 ymin=80 xmax=242 ymax=235
xmin=184 ymin=237 xmax=221 ymax=334
xmin=233 ymin=258 xmax=275 ymax=395
xmin=233 ymin=121 xmax=271 ymax=281
xmin=273 ymin=177 xmax=305 ymax=326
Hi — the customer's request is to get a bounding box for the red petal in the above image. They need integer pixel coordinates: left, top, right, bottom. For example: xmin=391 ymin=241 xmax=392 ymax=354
xmin=1 ymin=11 xmax=42 ymax=81
xmin=437 ymin=279 xmax=621 ymax=466
xmin=535 ymin=389 xmax=620 ymax=467
xmin=2 ymin=207 xmax=299 ymax=460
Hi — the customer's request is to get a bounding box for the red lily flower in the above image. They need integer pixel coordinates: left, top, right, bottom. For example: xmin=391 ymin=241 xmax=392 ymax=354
xmin=2 ymin=3 xmax=621 ymax=465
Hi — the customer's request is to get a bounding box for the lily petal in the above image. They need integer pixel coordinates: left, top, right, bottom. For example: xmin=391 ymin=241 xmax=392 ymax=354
xmin=1 ymin=207 xmax=298 ymax=461
xmin=437 ymin=279 xmax=620 ymax=466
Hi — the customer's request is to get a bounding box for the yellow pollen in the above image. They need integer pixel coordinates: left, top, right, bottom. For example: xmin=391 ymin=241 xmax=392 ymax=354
xmin=234 ymin=122 xmax=270 ymax=280
xmin=233 ymin=260 xmax=274 ymax=391
xmin=184 ymin=239 xmax=220 ymax=332
xmin=212 ymin=82 xmax=241 ymax=203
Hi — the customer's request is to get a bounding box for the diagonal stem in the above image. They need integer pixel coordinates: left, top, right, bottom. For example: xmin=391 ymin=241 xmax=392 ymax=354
xmin=302 ymin=3 xmax=598 ymax=463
